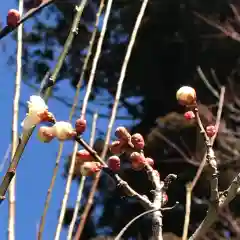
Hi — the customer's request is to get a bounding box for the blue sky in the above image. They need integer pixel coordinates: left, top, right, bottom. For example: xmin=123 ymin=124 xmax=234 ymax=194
xmin=0 ymin=1 xmax=136 ymax=239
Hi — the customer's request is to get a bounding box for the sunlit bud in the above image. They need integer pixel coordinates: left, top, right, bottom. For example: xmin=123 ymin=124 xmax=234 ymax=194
xmin=21 ymin=95 xmax=51 ymax=130
xmin=52 ymin=121 xmax=76 ymax=141
xmin=176 ymin=86 xmax=196 ymax=106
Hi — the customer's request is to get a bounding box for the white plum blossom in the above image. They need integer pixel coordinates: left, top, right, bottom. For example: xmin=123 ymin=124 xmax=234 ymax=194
xmin=21 ymin=95 xmax=48 ymax=130
xmin=51 ymin=121 xmax=76 ymax=141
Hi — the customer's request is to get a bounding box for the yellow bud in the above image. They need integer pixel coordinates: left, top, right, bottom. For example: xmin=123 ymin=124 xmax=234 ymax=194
xmin=176 ymin=86 xmax=196 ymax=106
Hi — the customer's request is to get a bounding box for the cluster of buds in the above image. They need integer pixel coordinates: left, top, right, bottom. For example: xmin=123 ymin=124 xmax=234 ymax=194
xmin=176 ymin=86 xmax=217 ymax=138
xmin=110 ymin=127 xmax=145 ymax=155
xmin=74 ymin=149 xmax=102 ymax=177
xmin=109 ymin=127 xmax=156 ymax=172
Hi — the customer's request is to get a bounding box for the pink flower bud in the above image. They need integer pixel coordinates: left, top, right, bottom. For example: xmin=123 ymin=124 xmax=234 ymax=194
xmin=115 ymin=126 xmax=131 ymax=142
xmin=162 ymin=192 xmax=168 ymax=205
xmin=7 ymin=9 xmax=20 ymax=27
xmin=110 ymin=140 xmax=124 ymax=154
xmin=80 ymin=162 xmax=102 ymax=176
xmin=206 ymin=125 xmax=216 ymax=138
xmin=146 ymin=157 xmax=154 ymax=167
xmin=108 ymin=156 xmax=121 ymax=172
xmin=76 ymin=149 xmax=93 ymax=162
xmin=176 ymin=86 xmax=196 ymax=106
xmin=131 ymin=133 xmax=145 ymax=150
xmin=184 ymin=111 xmax=195 ymax=120
xmin=130 ymin=152 xmax=146 ymax=171
xmin=75 ymin=118 xmax=87 ymax=135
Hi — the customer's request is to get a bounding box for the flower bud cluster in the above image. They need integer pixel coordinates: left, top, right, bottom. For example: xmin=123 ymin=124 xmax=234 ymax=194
xmin=176 ymin=86 xmax=217 ymax=138
xmin=108 ymin=127 xmax=156 ymax=172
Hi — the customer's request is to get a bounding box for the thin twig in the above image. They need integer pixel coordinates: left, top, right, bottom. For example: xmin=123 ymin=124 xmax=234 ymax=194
xmin=67 ymin=113 xmax=98 ymax=240
xmin=37 ymin=144 xmax=64 ymax=240
xmin=0 ymin=144 xmax=11 ymax=172
xmin=182 ymin=88 xmax=225 ymax=239
xmin=74 ymin=0 xmax=149 ymax=238
xmin=115 ymin=202 xmax=179 ymax=240
xmin=37 ymin=0 xmax=99 ymax=237
xmin=115 ymin=208 xmax=161 ymax=240
xmin=8 ymin=0 xmax=24 ymax=239
xmin=182 ymin=184 xmax=192 ymax=240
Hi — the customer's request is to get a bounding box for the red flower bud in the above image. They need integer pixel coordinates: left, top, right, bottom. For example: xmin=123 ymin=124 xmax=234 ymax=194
xmin=7 ymin=9 xmax=20 ymax=27
xmin=184 ymin=111 xmax=195 ymax=120
xmin=131 ymin=133 xmax=145 ymax=150
xmin=162 ymin=192 xmax=168 ymax=205
xmin=206 ymin=125 xmax=216 ymax=138
xmin=108 ymin=156 xmax=121 ymax=172
xmin=75 ymin=118 xmax=87 ymax=135
xmin=115 ymin=126 xmax=131 ymax=142
xmin=130 ymin=152 xmax=146 ymax=171
xmin=76 ymin=149 xmax=93 ymax=162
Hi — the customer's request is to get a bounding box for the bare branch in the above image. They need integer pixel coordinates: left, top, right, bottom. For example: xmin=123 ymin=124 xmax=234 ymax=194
xmin=8 ymin=0 xmax=24 ymax=239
